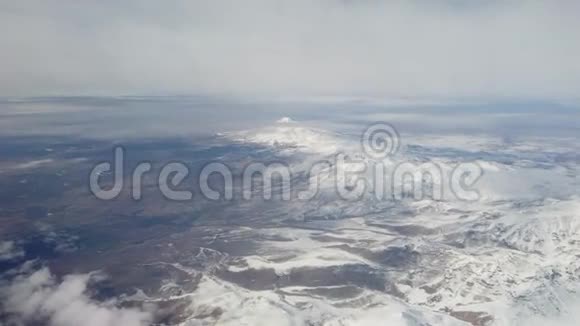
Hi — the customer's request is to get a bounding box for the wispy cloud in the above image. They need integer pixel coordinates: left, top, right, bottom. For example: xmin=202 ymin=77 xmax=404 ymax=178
xmin=0 ymin=241 xmax=24 ymax=262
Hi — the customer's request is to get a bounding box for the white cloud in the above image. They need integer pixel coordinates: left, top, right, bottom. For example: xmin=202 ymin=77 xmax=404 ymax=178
xmin=0 ymin=241 xmax=24 ymax=262
xmin=0 ymin=0 xmax=579 ymax=100
xmin=0 ymin=267 xmax=152 ymax=326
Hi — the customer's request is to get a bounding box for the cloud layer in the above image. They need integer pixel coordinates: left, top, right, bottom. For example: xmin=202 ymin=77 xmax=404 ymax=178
xmin=1 ymin=1 xmax=579 ymax=100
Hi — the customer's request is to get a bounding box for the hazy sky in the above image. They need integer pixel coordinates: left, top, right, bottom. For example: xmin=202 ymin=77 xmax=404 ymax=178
xmin=1 ymin=1 xmax=579 ymax=100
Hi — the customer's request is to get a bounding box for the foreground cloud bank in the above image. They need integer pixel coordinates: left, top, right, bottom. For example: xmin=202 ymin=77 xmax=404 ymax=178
xmin=1 ymin=0 xmax=579 ymax=100
xmin=0 ymin=267 xmax=152 ymax=326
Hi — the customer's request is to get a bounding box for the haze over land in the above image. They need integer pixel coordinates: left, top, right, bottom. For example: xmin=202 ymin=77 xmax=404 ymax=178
xmin=1 ymin=1 xmax=580 ymax=102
